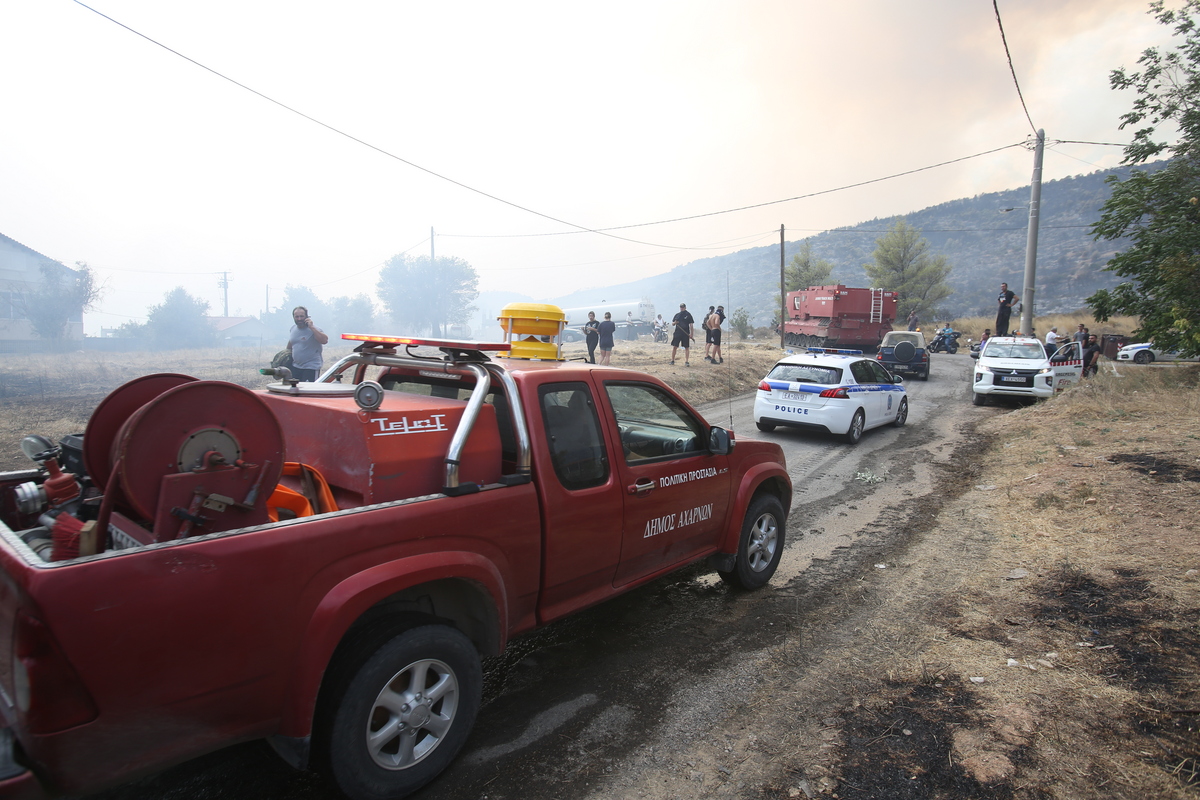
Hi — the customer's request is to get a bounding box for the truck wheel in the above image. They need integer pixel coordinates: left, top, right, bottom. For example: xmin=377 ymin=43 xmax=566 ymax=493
xmin=842 ymin=410 xmax=865 ymax=444
xmin=755 ymin=420 xmax=776 ymax=433
xmin=326 ymin=625 xmax=481 ymax=800
xmin=972 ymin=391 xmax=988 ymax=406
xmin=718 ymin=494 xmax=786 ymax=590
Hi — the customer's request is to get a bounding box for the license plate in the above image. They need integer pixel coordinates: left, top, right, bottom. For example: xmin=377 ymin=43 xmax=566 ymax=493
xmin=1000 ymin=376 xmax=1025 ymax=383
xmin=782 ymin=391 xmax=808 ymax=402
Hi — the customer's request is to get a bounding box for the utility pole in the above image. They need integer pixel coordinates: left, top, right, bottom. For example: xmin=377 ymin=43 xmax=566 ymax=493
xmin=218 ymin=271 xmax=230 ymax=317
xmin=1018 ymin=129 xmax=1044 ymax=337
xmin=779 ymin=224 xmax=786 ymax=349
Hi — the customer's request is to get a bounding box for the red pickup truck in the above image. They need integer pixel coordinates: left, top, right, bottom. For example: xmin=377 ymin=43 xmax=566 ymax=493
xmin=0 ymin=324 xmax=790 ymax=800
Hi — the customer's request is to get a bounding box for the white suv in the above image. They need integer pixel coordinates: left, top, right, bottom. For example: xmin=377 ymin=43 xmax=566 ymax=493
xmin=971 ymin=337 xmax=1083 ymax=405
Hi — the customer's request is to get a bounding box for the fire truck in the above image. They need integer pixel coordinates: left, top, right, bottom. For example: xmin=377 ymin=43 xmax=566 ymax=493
xmin=782 ymin=285 xmax=898 ymax=351
xmin=0 ymin=303 xmax=789 ymax=800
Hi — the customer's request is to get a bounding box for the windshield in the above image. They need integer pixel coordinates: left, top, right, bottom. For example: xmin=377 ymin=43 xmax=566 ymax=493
xmin=983 ymin=342 xmax=1046 ymax=360
xmin=882 ymin=333 xmax=922 ymax=347
xmin=767 ymin=363 xmax=842 ymax=385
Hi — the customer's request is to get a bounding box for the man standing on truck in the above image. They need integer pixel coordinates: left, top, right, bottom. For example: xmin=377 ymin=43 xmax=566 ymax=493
xmin=670 ymin=303 xmax=695 ymax=366
xmin=287 ymin=306 xmax=329 ymax=382
xmin=995 ymin=282 xmax=1019 ymax=337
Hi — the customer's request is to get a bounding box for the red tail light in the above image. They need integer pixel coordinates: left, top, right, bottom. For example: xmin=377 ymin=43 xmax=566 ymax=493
xmin=14 ymin=612 xmax=98 ymax=734
xmin=758 ymin=380 xmax=771 ymax=392
xmin=818 ymin=387 xmax=849 ymax=399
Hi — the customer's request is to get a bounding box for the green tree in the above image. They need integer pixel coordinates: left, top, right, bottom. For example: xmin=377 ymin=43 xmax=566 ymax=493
xmin=144 ymin=287 xmax=217 ymax=349
xmin=330 ymin=294 xmax=376 ymax=335
xmin=729 ymin=307 xmax=752 ymax=339
xmin=1087 ymin=0 xmax=1200 ymax=355
xmin=263 ymin=286 xmax=329 ymax=338
xmin=376 ymin=254 xmax=478 ymax=336
xmin=785 ymin=240 xmax=835 ymax=291
xmin=864 ymin=219 xmax=953 ymax=319
xmin=22 ymin=262 xmax=99 ymax=341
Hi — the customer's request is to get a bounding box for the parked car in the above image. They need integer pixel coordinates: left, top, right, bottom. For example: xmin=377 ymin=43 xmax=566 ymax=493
xmin=753 ymin=348 xmax=907 ymax=444
xmin=875 ymin=330 xmax=929 ymax=380
xmin=1115 ymin=342 xmax=1200 ymax=364
xmin=971 ymin=336 xmax=1083 ymax=405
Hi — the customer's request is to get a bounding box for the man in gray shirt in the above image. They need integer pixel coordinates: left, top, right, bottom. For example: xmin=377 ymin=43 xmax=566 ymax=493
xmin=287 ymin=306 xmax=329 ymax=381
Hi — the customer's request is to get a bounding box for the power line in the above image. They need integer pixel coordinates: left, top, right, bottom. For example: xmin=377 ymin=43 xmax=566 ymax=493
xmin=70 ymin=0 xmax=693 ymax=253
xmin=441 ymin=142 xmax=1028 ymax=240
xmin=992 ymin=0 xmax=1037 ymax=135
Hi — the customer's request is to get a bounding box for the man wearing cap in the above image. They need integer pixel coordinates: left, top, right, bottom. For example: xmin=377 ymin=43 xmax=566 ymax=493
xmin=670 ymin=303 xmax=695 ymax=366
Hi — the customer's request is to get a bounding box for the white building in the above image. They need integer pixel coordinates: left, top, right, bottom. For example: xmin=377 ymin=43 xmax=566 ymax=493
xmin=0 ymin=233 xmax=83 ymax=352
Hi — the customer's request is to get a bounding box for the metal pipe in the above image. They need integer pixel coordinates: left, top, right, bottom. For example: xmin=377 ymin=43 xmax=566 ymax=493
xmin=443 ymin=364 xmax=490 ymax=490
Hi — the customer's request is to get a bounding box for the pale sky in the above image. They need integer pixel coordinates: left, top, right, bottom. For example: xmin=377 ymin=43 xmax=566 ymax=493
xmin=0 ymin=0 xmax=1176 ymax=335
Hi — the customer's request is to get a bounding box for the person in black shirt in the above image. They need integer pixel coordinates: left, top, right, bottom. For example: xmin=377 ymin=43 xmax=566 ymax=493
xmin=995 ymin=282 xmax=1019 ymax=336
xmin=597 ymin=312 xmax=616 ymax=366
xmin=583 ymin=311 xmax=600 ymax=364
xmin=670 ymin=303 xmax=695 ymax=366
xmin=1082 ymin=334 xmax=1102 ymax=378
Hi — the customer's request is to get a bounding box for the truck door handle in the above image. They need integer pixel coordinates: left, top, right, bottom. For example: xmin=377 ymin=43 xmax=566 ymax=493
xmin=628 ymin=478 xmax=655 ymax=496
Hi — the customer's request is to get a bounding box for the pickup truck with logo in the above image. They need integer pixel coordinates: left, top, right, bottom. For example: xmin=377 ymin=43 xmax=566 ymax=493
xmin=971 ymin=336 xmax=1084 ymax=404
xmin=0 ymin=304 xmax=790 ymax=800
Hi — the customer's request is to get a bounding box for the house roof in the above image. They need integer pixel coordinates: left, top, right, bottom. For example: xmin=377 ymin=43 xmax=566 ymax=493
xmin=0 ymin=232 xmax=67 ymax=268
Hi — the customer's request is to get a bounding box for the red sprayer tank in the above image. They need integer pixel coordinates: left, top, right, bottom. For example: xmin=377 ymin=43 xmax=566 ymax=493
xmin=782 ymin=284 xmax=898 ymax=351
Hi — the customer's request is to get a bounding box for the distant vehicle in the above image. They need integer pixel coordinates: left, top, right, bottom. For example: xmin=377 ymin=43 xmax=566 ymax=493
xmin=970 ymin=336 xmax=1083 ymax=405
xmin=781 ymin=285 xmax=898 ymax=351
xmin=876 ymin=330 xmax=929 ymax=380
xmin=753 ymin=348 xmax=908 ymax=444
xmin=560 ymin=300 xmax=657 ymax=340
xmin=928 ymin=328 xmax=962 ymax=354
xmin=1115 ymin=342 xmax=1200 ymax=364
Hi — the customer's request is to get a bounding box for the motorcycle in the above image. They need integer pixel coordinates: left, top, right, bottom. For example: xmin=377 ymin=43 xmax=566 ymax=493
xmin=653 ymin=326 xmax=667 ymax=343
xmin=929 ymin=329 xmax=962 ymax=354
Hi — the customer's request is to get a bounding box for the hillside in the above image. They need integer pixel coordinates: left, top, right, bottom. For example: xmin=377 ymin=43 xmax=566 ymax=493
xmin=527 ymin=161 xmax=1167 ymax=326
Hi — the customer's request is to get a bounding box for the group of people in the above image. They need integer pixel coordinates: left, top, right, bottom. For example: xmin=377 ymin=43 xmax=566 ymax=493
xmin=582 ymin=311 xmax=618 ymax=365
xmin=667 ymin=303 xmax=725 ymax=367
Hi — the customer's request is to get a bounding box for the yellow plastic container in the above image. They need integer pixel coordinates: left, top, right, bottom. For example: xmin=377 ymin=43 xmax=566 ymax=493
xmin=497 ymin=303 xmax=567 ymax=360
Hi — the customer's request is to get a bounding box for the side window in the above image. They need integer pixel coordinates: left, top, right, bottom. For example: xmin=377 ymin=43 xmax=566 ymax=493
xmin=539 ymin=383 xmax=609 ymax=490
xmin=605 ymin=383 xmax=705 ymax=463
xmin=867 ymin=361 xmax=894 ymax=384
xmin=850 ymin=361 xmax=876 ymax=384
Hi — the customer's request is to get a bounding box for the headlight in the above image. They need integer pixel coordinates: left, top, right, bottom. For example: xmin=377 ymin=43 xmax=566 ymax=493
xmin=976 ymin=365 xmax=993 ymax=374
xmin=1037 ymin=367 xmax=1052 ymax=374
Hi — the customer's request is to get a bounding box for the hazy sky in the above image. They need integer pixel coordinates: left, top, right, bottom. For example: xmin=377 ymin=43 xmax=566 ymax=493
xmin=0 ymin=0 xmax=1177 ymax=334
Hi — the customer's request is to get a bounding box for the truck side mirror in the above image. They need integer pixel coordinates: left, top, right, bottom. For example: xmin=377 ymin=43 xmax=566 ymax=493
xmin=709 ymin=427 xmax=733 ymax=455
xmin=970 ymin=351 xmax=979 ymax=360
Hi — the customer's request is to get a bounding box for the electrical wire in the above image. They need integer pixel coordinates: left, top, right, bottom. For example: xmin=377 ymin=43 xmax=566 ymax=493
xmin=992 ymin=0 xmax=1038 ymax=135
xmin=307 ymin=236 xmax=430 ymax=289
xmin=70 ymin=0 xmax=693 ymax=252
xmin=440 ymin=143 xmax=1028 ymax=240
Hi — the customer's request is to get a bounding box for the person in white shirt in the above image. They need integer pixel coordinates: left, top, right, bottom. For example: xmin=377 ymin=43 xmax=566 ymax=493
xmin=1045 ymin=326 xmax=1060 ymax=355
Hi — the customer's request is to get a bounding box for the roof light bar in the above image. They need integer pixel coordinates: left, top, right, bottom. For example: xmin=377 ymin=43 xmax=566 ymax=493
xmin=806 ymin=347 xmax=864 ymax=355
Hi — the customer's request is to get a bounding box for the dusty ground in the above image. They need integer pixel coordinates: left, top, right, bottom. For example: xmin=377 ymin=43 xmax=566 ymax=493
xmin=2 ymin=341 xmax=1197 ymax=799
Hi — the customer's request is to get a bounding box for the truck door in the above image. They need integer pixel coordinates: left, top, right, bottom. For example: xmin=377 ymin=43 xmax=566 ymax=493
xmin=1051 ymin=341 xmax=1084 ymax=390
xmin=597 ymin=379 xmax=732 ymax=586
xmin=532 ymin=381 xmax=627 ymax=623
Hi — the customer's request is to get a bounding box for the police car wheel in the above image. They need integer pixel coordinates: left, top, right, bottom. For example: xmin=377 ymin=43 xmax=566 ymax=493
xmin=755 ymin=420 xmax=776 ymax=433
xmin=893 ymin=398 xmax=908 ymax=427
xmin=842 ymin=410 xmax=865 ymax=444
xmin=1134 ymin=350 xmax=1153 ymax=364
xmin=718 ymin=494 xmax=785 ymax=590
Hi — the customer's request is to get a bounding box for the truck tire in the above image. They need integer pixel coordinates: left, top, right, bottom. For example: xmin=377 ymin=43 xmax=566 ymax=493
xmin=326 ymin=625 xmax=481 ymax=800
xmin=718 ymin=494 xmax=785 ymax=590
xmin=842 ymin=410 xmax=865 ymax=444
xmin=972 ymin=390 xmax=988 ymax=406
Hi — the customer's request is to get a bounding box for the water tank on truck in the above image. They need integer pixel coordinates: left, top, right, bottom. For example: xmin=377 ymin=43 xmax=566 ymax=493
xmin=782 ymin=284 xmax=897 ymax=351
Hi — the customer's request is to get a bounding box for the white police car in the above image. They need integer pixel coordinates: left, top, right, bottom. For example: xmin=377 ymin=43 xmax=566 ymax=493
xmin=1116 ymin=342 xmax=1200 ymax=364
xmin=753 ymin=349 xmax=907 ymax=444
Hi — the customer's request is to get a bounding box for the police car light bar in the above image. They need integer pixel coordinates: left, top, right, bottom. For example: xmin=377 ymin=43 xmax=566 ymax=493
xmin=806 ymin=347 xmax=864 ymax=355
xmin=342 ymin=333 xmax=511 ymax=351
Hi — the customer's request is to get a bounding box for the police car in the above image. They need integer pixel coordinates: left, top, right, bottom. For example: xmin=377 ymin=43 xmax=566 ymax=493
xmin=753 ymin=348 xmax=907 ymax=444
xmin=1115 ymin=342 xmax=1200 ymax=364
